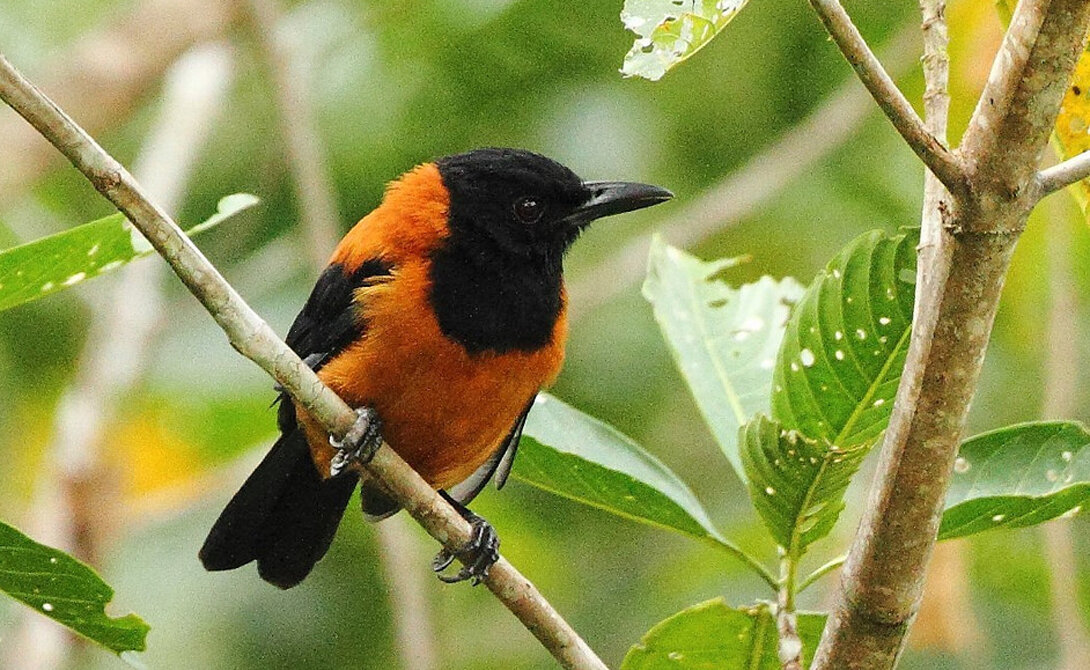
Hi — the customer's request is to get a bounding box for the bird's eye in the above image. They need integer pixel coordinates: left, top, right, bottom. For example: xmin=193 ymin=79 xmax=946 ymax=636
xmin=513 ymin=196 xmax=544 ymax=224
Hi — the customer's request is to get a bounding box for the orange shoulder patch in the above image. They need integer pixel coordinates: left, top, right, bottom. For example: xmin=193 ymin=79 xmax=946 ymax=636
xmin=330 ymin=162 xmax=450 ymax=271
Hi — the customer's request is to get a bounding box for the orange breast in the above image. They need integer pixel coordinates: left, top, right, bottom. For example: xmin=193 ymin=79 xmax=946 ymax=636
xmin=305 ymin=260 xmax=566 ymax=489
xmin=294 ymin=161 xmax=567 ymax=490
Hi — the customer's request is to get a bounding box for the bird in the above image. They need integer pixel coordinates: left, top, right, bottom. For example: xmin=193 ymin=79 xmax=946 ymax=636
xmin=198 ymin=147 xmax=672 ymax=588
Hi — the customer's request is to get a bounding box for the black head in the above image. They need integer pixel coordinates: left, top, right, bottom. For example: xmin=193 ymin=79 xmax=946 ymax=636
xmin=435 ymin=148 xmax=672 ymax=259
xmin=429 ymin=148 xmax=672 ymax=354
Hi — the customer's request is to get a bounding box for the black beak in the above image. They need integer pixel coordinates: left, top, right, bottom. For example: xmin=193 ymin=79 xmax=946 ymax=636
xmin=564 ymin=181 xmax=673 ymax=226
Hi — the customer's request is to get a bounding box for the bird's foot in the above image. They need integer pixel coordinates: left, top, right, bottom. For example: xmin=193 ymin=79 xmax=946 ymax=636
xmin=432 ymin=494 xmax=500 ymax=585
xmin=329 ymin=406 xmax=383 ymax=477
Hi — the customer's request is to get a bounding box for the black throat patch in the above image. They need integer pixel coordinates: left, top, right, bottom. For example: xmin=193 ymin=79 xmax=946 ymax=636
xmin=428 ymin=236 xmax=563 ymax=355
xmin=430 ymin=149 xmax=584 ymax=354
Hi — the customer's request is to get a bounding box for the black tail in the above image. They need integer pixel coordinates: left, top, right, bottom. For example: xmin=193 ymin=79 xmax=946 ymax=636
xmin=199 ymin=431 xmax=358 ymax=589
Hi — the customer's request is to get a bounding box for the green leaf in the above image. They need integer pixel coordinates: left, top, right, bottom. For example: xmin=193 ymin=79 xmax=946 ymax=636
xmin=0 ymin=193 xmax=258 ymax=312
xmin=518 ymin=394 xmax=725 ymax=544
xmin=772 ymin=229 xmax=917 ymax=448
xmin=621 ymin=0 xmax=750 ymax=81
xmin=940 ymin=421 xmax=1090 ymax=540
xmin=741 ymin=415 xmax=867 ymax=554
xmin=0 ymin=521 xmax=149 ymax=655
xmin=643 ymin=235 xmax=804 ymax=482
xmin=621 ymin=598 xmax=826 ymax=670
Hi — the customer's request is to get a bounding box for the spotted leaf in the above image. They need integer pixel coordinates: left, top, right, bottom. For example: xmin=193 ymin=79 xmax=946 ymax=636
xmin=940 ymin=422 xmax=1090 ymax=539
xmin=772 ymin=229 xmax=917 ymax=448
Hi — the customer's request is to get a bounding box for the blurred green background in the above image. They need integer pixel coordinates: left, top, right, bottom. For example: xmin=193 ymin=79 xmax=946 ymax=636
xmin=2 ymin=0 xmax=1090 ymax=668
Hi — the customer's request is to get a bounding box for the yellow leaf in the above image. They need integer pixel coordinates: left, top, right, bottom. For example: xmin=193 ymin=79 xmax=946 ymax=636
xmin=1050 ymin=58 xmax=1090 ymax=211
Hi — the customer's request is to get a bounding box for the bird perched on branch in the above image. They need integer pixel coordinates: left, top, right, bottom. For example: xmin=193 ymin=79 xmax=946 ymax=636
xmin=199 ymin=148 xmax=672 ymax=588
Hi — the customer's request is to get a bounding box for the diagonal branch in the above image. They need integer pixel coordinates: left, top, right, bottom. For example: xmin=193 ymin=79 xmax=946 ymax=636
xmin=806 ymin=0 xmax=966 ymax=197
xmin=1 ymin=44 xmax=235 ymax=670
xmin=1038 ymin=150 xmax=1090 ymax=195
xmin=0 ymin=52 xmax=606 ymax=670
xmin=961 ymin=0 xmax=1090 ymax=196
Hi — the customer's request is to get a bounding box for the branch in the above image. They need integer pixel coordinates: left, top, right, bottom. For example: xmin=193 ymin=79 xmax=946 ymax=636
xmin=962 ymin=0 xmax=1090 ymax=197
xmin=245 ymin=3 xmax=440 ymax=665
xmin=1038 ymin=150 xmax=1090 ymax=195
xmin=0 ymin=52 xmax=607 ymax=670
xmin=916 ymin=0 xmax=952 ymax=251
xmin=813 ymin=0 xmax=1090 ymax=667
xmin=806 ymin=0 xmax=966 ymax=197
xmin=374 ymin=521 xmax=441 ymax=670
xmin=1 ymin=44 xmax=234 ymax=670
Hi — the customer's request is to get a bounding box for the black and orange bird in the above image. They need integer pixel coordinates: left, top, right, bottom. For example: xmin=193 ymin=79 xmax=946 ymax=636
xmin=199 ymin=148 xmax=672 ymax=588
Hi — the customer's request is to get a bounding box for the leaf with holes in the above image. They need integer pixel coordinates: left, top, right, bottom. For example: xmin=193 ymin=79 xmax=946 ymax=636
xmin=620 ymin=598 xmax=826 ymax=669
xmin=517 ymin=394 xmax=732 ymax=549
xmin=643 ymin=235 xmax=804 ymax=482
xmin=621 ymin=0 xmax=751 ymax=81
xmin=741 ymin=415 xmax=867 ymax=554
xmin=0 ymin=193 xmax=258 ymax=312
xmin=0 ymin=521 xmax=148 ymax=656
xmin=940 ymin=422 xmax=1090 ymax=540
xmin=772 ymin=229 xmax=917 ymax=448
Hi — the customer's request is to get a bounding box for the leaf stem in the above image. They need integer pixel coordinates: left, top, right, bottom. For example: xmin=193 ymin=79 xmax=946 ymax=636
xmin=797 ymin=555 xmax=846 ymax=594
xmin=777 ymin=552 xmax=803 ymax=670
xmin=705 ymin=536 xmax=779 ymax=592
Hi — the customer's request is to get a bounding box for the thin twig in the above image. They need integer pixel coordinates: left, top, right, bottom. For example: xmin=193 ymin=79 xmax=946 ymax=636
xmin=916 ymin=0 xmax=952 ymax=253
xmin=0 ymin=52 xmax=606 ymax=670
xmin=813 ymin=0 xmax=1090 ymax=666
xmin=245 ymin=0 xmax=341 ymax=272
xmin=569 ymin=22 xmax=922 ymax=318
xmin=777 ymin=555 xmax=803 ymax=670
xmin=1038 ymin=150 xmax=1090 ymax=196
xmin=797 ymin=555 xmax=846 ymax=594
xmin=806 ymin=0 xmax=966 ymax=197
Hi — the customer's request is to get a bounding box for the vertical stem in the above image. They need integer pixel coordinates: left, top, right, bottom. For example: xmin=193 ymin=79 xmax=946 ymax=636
xmin=917 ymin=0 xmax=951 ymax=252
xmin=374 ymin=521 xmax=441 ymax=670
xmin=246 ymin=0 xmax=341 ymax=272
xmin=778 ymin=553 xmax=803 ymax=670
xmin=813 ymin=0 xmax=1090 ymax=666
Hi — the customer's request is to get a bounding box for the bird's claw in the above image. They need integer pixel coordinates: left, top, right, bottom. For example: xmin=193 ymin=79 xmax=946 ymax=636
xmin=329 ymin=406 xmax=383 ymax=477
xmin=432 ymin=511 xmax=500 ymax=585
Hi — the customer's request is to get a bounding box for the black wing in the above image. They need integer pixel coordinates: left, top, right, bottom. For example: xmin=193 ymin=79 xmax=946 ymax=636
xmin=277 ymin=258 xmax=393 ymax=433
xmin=446 ymin=395 xmax=535 ymax=505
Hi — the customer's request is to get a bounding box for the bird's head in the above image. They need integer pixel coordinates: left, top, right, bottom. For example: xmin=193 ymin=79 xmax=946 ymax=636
xmin=435 ymin=148 xmax=673 ymax=260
